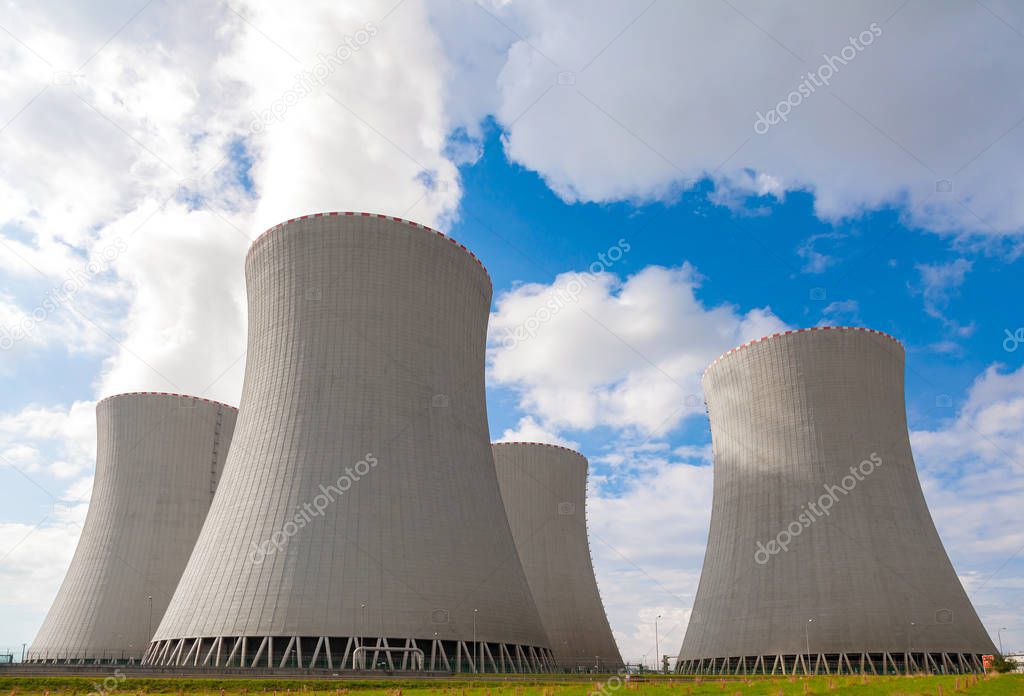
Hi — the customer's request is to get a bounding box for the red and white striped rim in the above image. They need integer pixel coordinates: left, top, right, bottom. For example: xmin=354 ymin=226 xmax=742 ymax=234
xmin=246 ymin=212 xmax=492 ymax=288
xmin=98 ymin=391 xmax=239 ymax=411
xmin=492 ymin=441 xmax=586 ymax=459
xmin=703 ymin=325 xmax=903 ymax=380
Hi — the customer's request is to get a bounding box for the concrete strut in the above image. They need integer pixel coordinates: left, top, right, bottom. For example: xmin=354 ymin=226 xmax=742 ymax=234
xmin=492 ymin=443 xmax=623 ymax=673
xmin=27 ymin=393 xmax=238 ymax=664
xmin=677 ymin=327 xmax=995 ymax=674
xmin=147 ymin=213 xmax=552 ymax=673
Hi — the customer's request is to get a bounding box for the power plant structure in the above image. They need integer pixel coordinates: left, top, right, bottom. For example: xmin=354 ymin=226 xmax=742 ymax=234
xmin=27 ymin=392 xmax=238 ymax=664
xmin=21 ymin=210 xmax=999 ymax=677
xmin=145 ymin=213 xmax=554 ymax=673
xmin=492 ymin=442 xmax=623 ymax=672
xmin=677 ymin=327 xmax=996 ymax=676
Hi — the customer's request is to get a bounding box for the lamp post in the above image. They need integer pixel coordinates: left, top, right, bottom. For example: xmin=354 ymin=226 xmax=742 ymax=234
xmin=805 ymin=618 xmax=814 ymax=674
xmin=473 ymin=608 xmax=478 ymax=673
xmin=21 ymin=643 xmax=26 ymax=663
xmin=655 ymin=614 xmax=661 ymax=673
xmin=361 ymin=603 xmax=367 ymax=647
xmin=147 ymin=595 xmax=153 ymax=641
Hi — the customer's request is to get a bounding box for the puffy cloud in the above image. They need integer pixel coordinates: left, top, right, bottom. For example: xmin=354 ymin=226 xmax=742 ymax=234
xmin=93 ymin=204 xmax=249 ymax=402
xmin=587 ymin=450 xmax=713 ymax=663
xmin=819 ymin=299 xmax=862 ymax=325
xmin=487 ymin=264 xmax=787 ymax=435
xmin=495 ymin=416 xmax=579 ymax=449
xmin=0 ymin=503 xmax=87 ymax=605
xmin=0 ymin=0 xmax=465 ymax=649
xmin=912 ymin=258 xmax=974 ymax=335
xmin=1 ymin=0 xmax=463 ymax=404
xmin=798 ymin=232 xmax=844 ymax=274
xmin=911 ymin=363 xmax=1024 ymax=652
xmin=588 ymin=363 xmax=1024 ymax=662
xmin=223 ymin=0 xmax=462 ymax=232
xmin=438 ymin=0 xmax=1024 ymax=235
xmin=912 ymin=363 xmax=1024 ymax=481
xmin=0 ymin=400 xmax=96 ymax=480
xmin=0 ymin=400 xmax=94 ymax=645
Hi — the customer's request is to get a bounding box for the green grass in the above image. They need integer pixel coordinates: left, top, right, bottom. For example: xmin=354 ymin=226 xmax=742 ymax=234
xmin=0 ymin=674 xmax=1021 ymax=696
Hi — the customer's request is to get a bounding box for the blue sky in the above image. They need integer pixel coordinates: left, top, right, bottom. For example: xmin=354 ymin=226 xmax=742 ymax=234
xmin=0 ymin=0 xmax=1022 ymax=664
xmin=460 ymin=120 xmax=1021 ymax=438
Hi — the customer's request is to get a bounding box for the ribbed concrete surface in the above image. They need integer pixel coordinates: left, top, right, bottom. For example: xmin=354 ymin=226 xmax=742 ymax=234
xmin=678 ymin=327 xmax=995 ymax=662
xmin=153 ymin=214 xmax=549 ymax=656
xmin=493 ymin=443 xmax=622 ymax=671
xmin=28 ymin=393 xmax=237 ymax=662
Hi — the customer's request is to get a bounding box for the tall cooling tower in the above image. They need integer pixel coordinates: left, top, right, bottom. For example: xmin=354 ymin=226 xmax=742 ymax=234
xmin=492 ymin=443 xmax=623 ymax=672
xmin=146 ymin=213 xmax=553 ymax=673
xmin=27 ymin=392 xmax=237 ymax=664
xmin=677 ymin=327 xmax=995 ymax=676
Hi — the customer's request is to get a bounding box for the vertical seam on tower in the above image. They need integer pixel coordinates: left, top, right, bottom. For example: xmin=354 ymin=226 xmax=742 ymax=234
xmin=211 ymin=407 xmax=223 ymax=500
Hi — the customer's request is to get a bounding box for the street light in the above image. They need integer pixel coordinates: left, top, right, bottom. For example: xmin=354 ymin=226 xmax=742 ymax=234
xmin=908 ymin=621 xmax=916 ymax=672
xmin=473 ymin=609 xmax=478 ymax=673
xmin=805 ymin=618 xmax=814 ymax=674
xmin=147 ymin=596 xmax=153 ymax=641
xmin=655 ymin=614 xmax=661 ymax=673
xmin=361 ymin=603 xmax=367 ymax=647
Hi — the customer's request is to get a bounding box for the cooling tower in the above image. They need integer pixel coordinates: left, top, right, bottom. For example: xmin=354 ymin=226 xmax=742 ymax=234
xmin=677 ymin=327 xmax=995 ymax=676
xmin=493 ymin=442 xmax=623 ymax=673
xmin=27 ymin=392 xmax=237 ymax=664
xmin=146 ymin=212 xmax=553 ymax=673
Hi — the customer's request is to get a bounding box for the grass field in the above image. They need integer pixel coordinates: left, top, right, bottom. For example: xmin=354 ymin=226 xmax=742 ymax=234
xmin=0 ymin=674 xmax=1021 ymax=696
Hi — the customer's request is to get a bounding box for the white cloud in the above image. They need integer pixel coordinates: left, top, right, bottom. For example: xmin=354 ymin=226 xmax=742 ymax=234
xmin=0 ymin=399 xmax=95 ymax=646
xmin=798 ymin=232 xmax=844 ymax=274
xmin=488 ymin=264 xmax=787 ymax=435
xmin=0 ymin=400 xmax=96 ymax=480
xmin=588 ymin=452 xmax=713 ymax=664
xmin=591 ymin=362 xmax=1024 ymax=663
xmin=0 ymin=511 xmax=85 ymax=604
xmin=820 ymin=299 xmax=861 ymax=325
xmin=706 ymin=171 xmax=784 ymax=217
xmin=912 ymin=363 xmax=1024 ymax=478
xmin=0 ymin=0 xmax=465 ymax=649
xmin=913 ymin=257 xmax=974 ymax=335
xmin=94 ymin=204 xmax=250 ymax=402
xmin=495 ymin=416 xmax=579 ymax=449
xmin=0 ymin=501 xmax=88 ymax=645
xmin=910 ymin=363 xmax=1024 ymax=652
xmin=1 ymin=0 xmax=463 ymax=405
xmin=437 ymin=0 xmax=1024 ymax=235
xmin=224 ymin=1 xmax=462 ymax=233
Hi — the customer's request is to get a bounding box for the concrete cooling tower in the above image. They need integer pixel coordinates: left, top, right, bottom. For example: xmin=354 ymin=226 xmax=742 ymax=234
xmin=493 ymin=443 xmax=622 ymax=673
xmin=27 ymin=392 xmax=238 ymax=664
xmin=146 ymin=213 xmax=553 ymax=673
xmin=677 ymin=327 xmax=995 ymax=676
